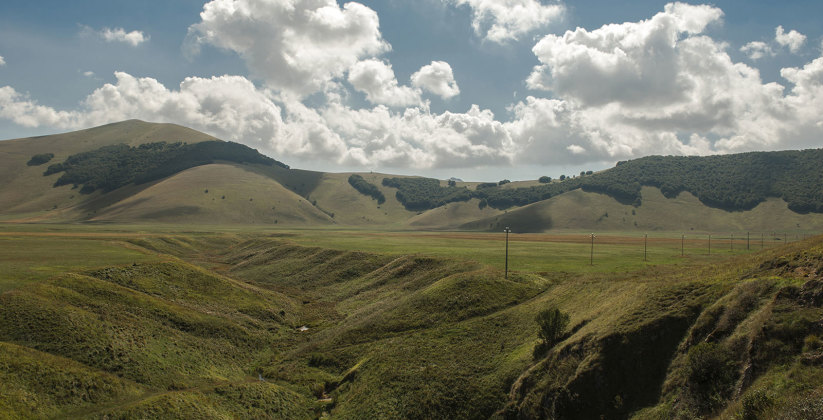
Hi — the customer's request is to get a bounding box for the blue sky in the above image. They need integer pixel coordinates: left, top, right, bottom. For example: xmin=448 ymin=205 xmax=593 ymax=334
xmin=1 ymin=0 xmax=822 ymax=181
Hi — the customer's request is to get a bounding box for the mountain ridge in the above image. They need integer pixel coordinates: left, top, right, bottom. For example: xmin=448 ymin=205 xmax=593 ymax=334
xmin=2 ymin=120 xmax=823 ymax=233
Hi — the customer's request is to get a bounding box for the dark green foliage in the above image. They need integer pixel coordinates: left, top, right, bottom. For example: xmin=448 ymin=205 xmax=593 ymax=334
xmin=740 ymin=390 xmax=774 ymax=420
xmin=474 ymin=180 xmax=578 ymax=209
xmin=533 ymin=307 xmax=570 ymax=359
xmin=580 ymin=151 xmax=823 ymax=212
xmin=43 ymin=141 xmax=288 ymax=193
xmin=686 ymin=342 xmax=738 ymax=413
xmin=499 ymin=179 xmax=511 ymax=186
xmin=27 ymin=153 xmax=54 ymax=166
xmin=447 ymin=179 xmax=456 ymax=187
xmin=538 ymin=176 xmax=551 ymax=183
xmin=382 ymin=177 xmax=472 ymax=211
xmin=398 ymin=149 xmax=823 ymax=212
xmin=348 ymin=175 xmax=385 ymax=204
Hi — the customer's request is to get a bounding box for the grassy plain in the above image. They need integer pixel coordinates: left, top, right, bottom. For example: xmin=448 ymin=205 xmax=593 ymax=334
xmin=0 ymin=234 xmax=162 ymax=293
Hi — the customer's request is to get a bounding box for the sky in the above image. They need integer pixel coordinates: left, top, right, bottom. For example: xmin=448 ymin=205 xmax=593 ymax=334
xmin=1 ymin=1 xmax=822 ymax=181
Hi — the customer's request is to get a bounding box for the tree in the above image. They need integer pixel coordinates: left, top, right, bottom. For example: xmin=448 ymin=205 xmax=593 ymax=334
xmin=538 ymin=176 xmax=551 ymax=183
xmin=447 ymin=179 xmax=457 ymax=187
xmin=533 ymin=306 xmax=570 ymax=359
xmin=559 ymin=175 xmax=566 ymax=181
xmin=499 ymin=179 xmax=511 ymax=186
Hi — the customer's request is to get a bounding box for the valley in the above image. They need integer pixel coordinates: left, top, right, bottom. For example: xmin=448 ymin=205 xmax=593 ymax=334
xmin=2 ymin=225 xmax=822 ymax=418
xmin=2 ymin=121 xmax=823 ymax=418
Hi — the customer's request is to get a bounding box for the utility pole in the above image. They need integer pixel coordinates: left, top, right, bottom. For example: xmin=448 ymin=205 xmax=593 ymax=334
xmin=681 ymin=234 xmax=685 ymax=257
xmin=504 ymin=227 xmax=511 ymax=279
xmin=747 ymin=232 xmax=750 ymax=250
xmin=590 ymin=233 xmax=595 ymax=266
xmin=644 ymin=234 xmax=647 ymax=262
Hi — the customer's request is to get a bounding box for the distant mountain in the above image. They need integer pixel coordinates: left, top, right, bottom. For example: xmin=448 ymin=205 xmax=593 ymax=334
xmin=2 ymin=120 xmax=823 ymax=232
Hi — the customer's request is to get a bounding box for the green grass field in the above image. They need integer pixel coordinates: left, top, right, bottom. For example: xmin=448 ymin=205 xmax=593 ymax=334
xmin=0 ymin=235 xmax=162 ymax=293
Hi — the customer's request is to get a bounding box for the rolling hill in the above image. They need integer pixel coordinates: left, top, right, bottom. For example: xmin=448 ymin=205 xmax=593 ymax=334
xmin=2 ymin=120 xmax=823 ymax=234
xmin=2 ymin=227 xmax=823 ymax=418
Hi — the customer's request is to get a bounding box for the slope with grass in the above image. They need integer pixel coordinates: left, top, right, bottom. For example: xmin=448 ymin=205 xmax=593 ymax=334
xmin=0 ymin=247 xmax=316 ymax=418
xmin=87 ymin=163 xmax=333 ymax=225
xmin=2 ymin=227 xmax=823 ymax=418
xmin=502 ymin=237 xmax=823 ymax=419
xmin=3 ymin=120 xmax=823 ymax=233
xmin=303 ymin=172 xmax=417 ymax=226
xmin=0 ymin=120 xmax=217 ymax=218
xmin=462 ymin=187 xmax=823 ymax=234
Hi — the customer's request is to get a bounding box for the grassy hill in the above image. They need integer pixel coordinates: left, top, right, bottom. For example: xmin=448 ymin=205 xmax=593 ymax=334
xmin=89 ymin=164 xmax=333 ymax=225
xmin=2 ymin=120 xmax=823 ymax=234
xmin=0 ymin=120 xmax=217 ymax=219
xmin=2 ymin=226 xmax=823 ymax=418
xmin=462 ymin=187 xmax=823 ymax=234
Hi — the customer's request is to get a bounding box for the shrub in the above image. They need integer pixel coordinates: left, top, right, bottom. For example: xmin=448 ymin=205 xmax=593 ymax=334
xmin=740 ymin=389 xmax=773 ymax=420
xmin=538 ymin=176 xmax=551 ymax=183
xmin=533 ymin=307 xmax=570 ymax=359
xmin=686 ymin=342 xmax=738 ymax=413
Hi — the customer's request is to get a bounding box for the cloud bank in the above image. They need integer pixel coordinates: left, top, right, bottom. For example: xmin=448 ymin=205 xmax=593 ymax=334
xmin=2 ymin=1 xmax=823 ymax=175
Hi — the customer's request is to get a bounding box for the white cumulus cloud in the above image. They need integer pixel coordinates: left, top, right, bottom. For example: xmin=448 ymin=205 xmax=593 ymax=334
xmin=4 ymin=3 xmax=823 ymax=173
xmin=740 ymin=41 xmax=775 ymax=60
xmin=187 ymin=0 xmax=389 ymax=96
xmin=527 ymin=2 xmax=724 ymax=107
xmin=348 ymin=60 xmax=421 ymax=107
xmin=0 ymin=72 xmax=286 ymax=152
xmin=775 ymin=26 xmax=806 ymax=53
xmin=411 ymin=61 xmax=460 ymax=99
xmin=101 ymin=28 xmax=148 ymax=46
xmin=0 ymin=55 xmax=5 ymax=66
xmin=519 ymin=2 xmax=823 ymax=162
xmin=450 ymin=0 xmax=565 ymax=43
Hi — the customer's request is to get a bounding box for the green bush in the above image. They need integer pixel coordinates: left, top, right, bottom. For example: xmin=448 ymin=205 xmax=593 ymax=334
xmin=686 ymin=342 xmax=738 ymax=413
xmin=740 ymin=389 xmax=773 ymax=420
xmin=533 ymin=307 xmax=570 ymax=359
